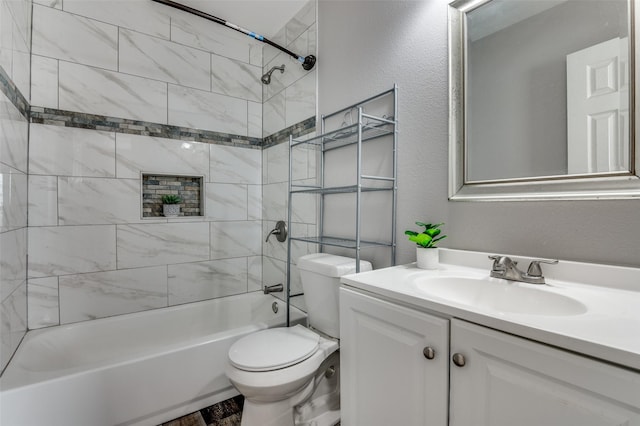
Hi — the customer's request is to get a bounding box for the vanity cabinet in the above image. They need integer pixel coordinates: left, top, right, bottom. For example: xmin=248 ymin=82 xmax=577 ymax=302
xmin=339 ymin=287 xmax=449 ymax=426
xmin=340 ymin=287 xmax=640 ymax=426
xmin=450 ymin=319 xmax=640 ymax=426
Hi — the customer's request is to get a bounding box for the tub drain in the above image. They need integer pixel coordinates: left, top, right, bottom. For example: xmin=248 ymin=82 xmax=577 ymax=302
xmin=272 ymin=301 xmax=279 ymax=313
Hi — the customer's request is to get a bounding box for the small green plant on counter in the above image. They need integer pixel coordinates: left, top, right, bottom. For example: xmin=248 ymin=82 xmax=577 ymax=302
xmin=405 ymin=221 xmax=446 ymax=248
xmin=161 ymin=194 xmax=182 ymax=204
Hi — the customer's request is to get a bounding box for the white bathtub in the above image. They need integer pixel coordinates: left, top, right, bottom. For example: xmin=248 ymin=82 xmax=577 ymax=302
xmin=0 ymin=292 xmax=306 ymax=426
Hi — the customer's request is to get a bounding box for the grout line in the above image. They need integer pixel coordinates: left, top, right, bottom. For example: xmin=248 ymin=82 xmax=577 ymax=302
xmin=56 ymin=59 xmax=60 ymax=109
xmin=117 ymin=26 xmax=120 ymax=72
xmin=114 ymin=223 xmax=119 ymax=271
xmin=56 ymin=276 xmax=60 ymax=326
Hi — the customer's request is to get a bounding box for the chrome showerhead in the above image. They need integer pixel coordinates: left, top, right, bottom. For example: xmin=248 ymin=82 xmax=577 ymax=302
xmin=261 ymin=64 xmax=285 ymax=85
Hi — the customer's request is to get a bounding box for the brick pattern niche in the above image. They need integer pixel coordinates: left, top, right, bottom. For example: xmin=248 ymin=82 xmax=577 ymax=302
xmin=142 ymin=174 xmax=203 ymax=217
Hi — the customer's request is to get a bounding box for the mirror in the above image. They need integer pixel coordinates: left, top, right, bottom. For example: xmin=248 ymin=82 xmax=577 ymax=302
xmin=449 ymin=0 xmax=640 ymax=200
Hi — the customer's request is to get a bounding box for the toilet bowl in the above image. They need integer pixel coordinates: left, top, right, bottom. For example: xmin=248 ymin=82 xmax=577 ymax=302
xmin=225 ymin=253 xmax=372 ymax=426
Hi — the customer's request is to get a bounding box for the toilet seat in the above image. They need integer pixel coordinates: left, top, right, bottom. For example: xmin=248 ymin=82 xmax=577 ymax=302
xmin=225 ymin=330 xmax=339 ymax=403
xmin=229 ymin=325 xmax=320 ymax=372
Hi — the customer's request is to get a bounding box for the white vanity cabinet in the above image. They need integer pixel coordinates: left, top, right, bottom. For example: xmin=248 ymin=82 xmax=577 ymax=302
xmin=339 ymin=287 xmax=449 ymax=426
xmin=340 ymin=286 xmax=640 ymax=426
xmin=450 ymin=319 xmax=640 ymax=426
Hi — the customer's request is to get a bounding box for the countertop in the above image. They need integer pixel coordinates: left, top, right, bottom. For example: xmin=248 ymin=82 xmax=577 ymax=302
xmin=340 ymin=249 xmax=640 ymax=371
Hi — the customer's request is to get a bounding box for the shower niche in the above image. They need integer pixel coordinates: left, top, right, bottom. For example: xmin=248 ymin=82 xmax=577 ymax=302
xmin=141 ymin=173 xmax=204 ymax=218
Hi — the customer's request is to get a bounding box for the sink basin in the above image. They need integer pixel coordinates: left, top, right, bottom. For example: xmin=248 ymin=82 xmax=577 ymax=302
xmin=412 ymin=276 xmax=587 ymax=316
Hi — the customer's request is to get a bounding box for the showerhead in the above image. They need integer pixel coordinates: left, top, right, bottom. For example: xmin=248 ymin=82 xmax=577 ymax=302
xmin=301 ymin=55 xmax=316 ymax=71
xmin=261 ymin=64 xmax=285 ymax=85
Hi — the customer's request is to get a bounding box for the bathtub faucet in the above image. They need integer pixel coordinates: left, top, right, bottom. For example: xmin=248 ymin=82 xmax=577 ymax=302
xmin=264 ymin=283 xmax=284 ymax=294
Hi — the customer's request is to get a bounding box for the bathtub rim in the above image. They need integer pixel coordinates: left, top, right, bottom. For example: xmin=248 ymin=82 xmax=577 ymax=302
xmin=1 ymin=292 xmax=306 ymax=391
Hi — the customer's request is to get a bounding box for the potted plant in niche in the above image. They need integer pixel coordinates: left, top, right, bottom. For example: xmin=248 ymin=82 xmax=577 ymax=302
xmin=405 ymin=221 xmax=447 ymax=269
xmin=161 ymin=194 xmax=182 ymax=218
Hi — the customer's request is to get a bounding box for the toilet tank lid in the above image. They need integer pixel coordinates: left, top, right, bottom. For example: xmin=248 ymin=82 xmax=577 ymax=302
xmin=297 ymin=253 xmax=372 ymax=277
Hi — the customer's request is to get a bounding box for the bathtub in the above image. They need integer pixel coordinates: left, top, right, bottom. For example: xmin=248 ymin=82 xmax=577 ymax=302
xmin=0 ymin=292 xmax=306 ymax=426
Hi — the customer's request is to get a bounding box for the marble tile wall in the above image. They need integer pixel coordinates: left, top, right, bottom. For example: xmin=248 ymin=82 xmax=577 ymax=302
xmin=262 ymin=2 xmax=318 ymax=311
xmin=263 ymin=134 xmax=318 ymax=312
xmin=263 ymin=1 xmax=317 ymax=139
xmin=25 ymin=0 xmax=268 ymax=329
xmin=0 ymin=0 xmax=30 ymax=374
xmin=27 ymin=125 xmax=264 ymax=327
xmin=0 ymin=0 xmax=31 ymax=99
xmin=30 ymin=0 xmax=263 ymax=138
xmin=24 ymin=0 xmax=318 ymax=330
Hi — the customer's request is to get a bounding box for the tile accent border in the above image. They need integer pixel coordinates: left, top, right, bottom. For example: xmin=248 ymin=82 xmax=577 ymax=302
xmin=0 ymin=66 xmax=30 ymax=120
xmin=30 ymin=107 xmax=264 ymax=149
xmin=3 ymin=59 xmax=314 ymax=150
xmin=263 ymin=116 xmax=317 ymax=148
xmin=30 ymin=108 xmax=316 ymax=150
xmin=2 ymin=59 xmax=314 ymax=150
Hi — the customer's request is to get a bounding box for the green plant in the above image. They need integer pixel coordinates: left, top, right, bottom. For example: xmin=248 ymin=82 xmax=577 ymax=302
xmin=405 ymin=221 xmax=446 ymax=248
xmin=161 ymin=194 xmax=182 ymax=204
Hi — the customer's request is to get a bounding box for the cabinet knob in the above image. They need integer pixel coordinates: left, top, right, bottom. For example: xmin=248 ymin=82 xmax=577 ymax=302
xmin=452 ymin=353 xmax=466 ymax=367
xmin=423 ymin=347 xmax=435 ymax=360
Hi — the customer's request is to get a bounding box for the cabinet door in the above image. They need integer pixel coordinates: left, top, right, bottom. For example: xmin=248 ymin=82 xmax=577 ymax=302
xmin=450 ymin=319 xmax=640 ymax=426
xmin=339 ymin=287 xmax=449 ymax=426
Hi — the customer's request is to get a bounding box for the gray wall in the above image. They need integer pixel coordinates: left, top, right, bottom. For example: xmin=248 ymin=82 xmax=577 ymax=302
xmin=318 ymin=0 xmax=640 ymax=269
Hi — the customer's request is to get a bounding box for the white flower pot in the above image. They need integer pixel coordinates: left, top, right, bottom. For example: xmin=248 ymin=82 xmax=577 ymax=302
xmin=416 ymin=247 xmax=439 ymax=270
xmin=163 ymin=204 xmax=180 ymax=217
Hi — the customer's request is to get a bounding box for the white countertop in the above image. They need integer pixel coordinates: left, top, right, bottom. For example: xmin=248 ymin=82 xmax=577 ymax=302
xmin=340 ymin=249 xmax=640 ymax=371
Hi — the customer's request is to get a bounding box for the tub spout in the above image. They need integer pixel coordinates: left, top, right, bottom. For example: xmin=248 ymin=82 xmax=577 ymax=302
xmin=263 ymin=283 xmax=284 ymax=294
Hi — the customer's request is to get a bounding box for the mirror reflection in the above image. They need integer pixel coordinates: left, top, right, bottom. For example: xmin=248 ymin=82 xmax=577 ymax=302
xmin=465 ymin=0 xmax=630 ymax=182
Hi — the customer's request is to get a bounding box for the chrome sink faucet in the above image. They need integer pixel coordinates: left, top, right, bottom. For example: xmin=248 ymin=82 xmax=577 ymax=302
xmin=488 ymin=255 xmax=558 ymax=285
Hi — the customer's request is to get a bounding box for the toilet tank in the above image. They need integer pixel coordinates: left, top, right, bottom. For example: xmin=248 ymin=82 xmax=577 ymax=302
xmin=297 ymin=253 xmax=372 ymax=338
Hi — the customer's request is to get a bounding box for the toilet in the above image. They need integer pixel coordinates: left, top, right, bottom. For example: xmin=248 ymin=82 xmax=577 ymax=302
xmin=225 ymin=253 xmax=372 ymax=426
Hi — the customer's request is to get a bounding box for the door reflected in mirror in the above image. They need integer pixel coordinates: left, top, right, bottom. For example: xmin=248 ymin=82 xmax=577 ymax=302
xmin=448 ymin=0 xmax=640 ymax=200
xmin=466 ymin=0 xmax=629 ymax=182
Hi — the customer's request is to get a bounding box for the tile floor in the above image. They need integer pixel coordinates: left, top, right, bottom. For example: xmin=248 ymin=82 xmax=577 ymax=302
xmin=160 ymin=394 xmax=341 ymax=426
xmin=160 ymin=395 xmax=243 ymax=426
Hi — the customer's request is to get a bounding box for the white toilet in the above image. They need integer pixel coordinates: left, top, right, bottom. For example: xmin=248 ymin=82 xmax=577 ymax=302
xmin=226 ymin=253 xmax=372 ymax=426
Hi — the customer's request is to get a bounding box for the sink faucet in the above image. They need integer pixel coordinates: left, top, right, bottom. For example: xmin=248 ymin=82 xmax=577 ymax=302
xmin=488 ymin=255 xmax=558 ymax=285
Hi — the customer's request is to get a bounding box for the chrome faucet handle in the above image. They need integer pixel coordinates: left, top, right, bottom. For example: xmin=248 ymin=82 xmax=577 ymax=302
xmin=526 ymin=259 xmax=559 ymax=278
xmin=488 ymin=255 xmax=517 ymax=270
xmin=265 ymin=220 xmax=288 ymax=243
xmin=488 ymin=255 xmax=502 ymax=271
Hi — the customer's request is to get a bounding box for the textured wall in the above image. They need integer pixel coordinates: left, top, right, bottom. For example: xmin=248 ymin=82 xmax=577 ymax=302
xmin=318 ymin=0 xmax=640 ymax=269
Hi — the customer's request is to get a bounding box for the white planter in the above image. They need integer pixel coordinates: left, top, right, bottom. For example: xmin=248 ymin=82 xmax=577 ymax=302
xmin=416 ymin=247 xmax=439 ymax=269
xmin=163 ymin=204 xmax=180 ymax=217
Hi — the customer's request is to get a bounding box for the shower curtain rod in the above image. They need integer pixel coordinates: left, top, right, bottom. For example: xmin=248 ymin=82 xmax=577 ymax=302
xmin=151 ymin=0 xmax=316 ymax=71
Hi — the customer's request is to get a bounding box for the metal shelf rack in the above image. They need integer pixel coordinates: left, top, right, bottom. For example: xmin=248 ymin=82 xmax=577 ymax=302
xmin=286 ymin=86 xmax=398 ymax=318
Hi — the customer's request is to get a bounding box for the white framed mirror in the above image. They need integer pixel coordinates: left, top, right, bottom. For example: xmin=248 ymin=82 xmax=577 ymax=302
xmin=449 ymin=0 xmax=640 ymax=201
